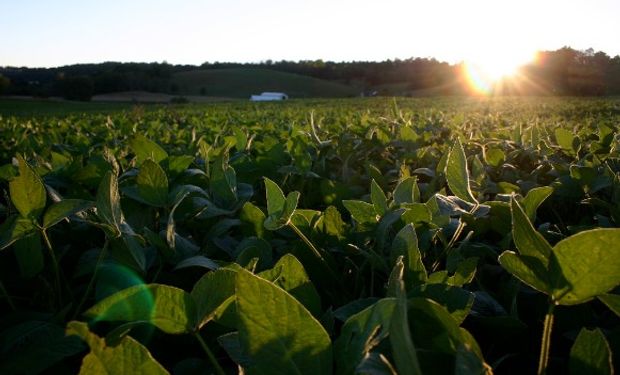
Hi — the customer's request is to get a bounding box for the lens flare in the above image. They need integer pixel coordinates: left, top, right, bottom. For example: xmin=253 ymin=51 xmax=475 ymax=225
xmin=464 ymin=51 xmax=537 ymax=95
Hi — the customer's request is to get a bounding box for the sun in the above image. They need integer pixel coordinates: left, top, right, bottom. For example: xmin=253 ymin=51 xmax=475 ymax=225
xmin=464 ymin=50 xmax=537 ymax=94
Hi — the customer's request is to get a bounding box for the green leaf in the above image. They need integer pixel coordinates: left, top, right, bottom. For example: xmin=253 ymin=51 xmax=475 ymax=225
xmin=511 ymin=198 xmax=551 ymax=265
xmin=66 ymin=321 xmax=168 ymax=375
xmin=343 ymin=200 xmax=378 ymax=225
xmin=410 ymin=284 xmax=474 ymax=325
xmin=484 ymin=147 xmax=505 ymax=167
xmin=389 ymin=258 xmax=422 ymax=375
xmin=522 ymin=186 xmax=553 ymax=222
xmin=259 ymin=254 xmax=322 ymax=317
xmin=13 ymin=233 xmax=44 ymax=279
xmin=85 ymin=284 xmax=197 ymax=334
xmin=555 ymin=128 xmax=579 ymax=153
xmin=391 ymin=224 xmax=427 ymax=287
xmin=498 ymin=251 xmax=550 ymax=294
xmin=235 ymin=268 xmax=332 ymax=375
xmin=333 ymin=298 xmax=396 ymax=375
xmin=130 ymin=135 xmax=168 ymax=165
xmin=191 ymin=268 xmax=238 ymax=329
xmin=569 ymin=328 xmax=612 ymax=375
xmin=264 ymin=190 xmax=300 ymax=230
xmin=264 ymin=177 xmax=286 ymax=216
xmin=393 ymin=177 xmax=419 ymax=205
xmin=549 ymin=229 xmax=620 ymax=305
xmin=43 ymin=199 xmax=94 ymax=228
xmin=96 ymin=171 xmax=122 ymax=236
xmin=445 ymin=138 xmax=477 ymax=203
xmin=598 ymin=294 xmax=620 ymax=317
xmin=0 ymin=215 xmax=37 ymax=250
xmin=210 ymin=155 xmax=237 ymax=206
xmin=240 ymin=202 xmax=267 ymax=238
xmin=137 ymin=160 xmax=169 ymax=207
xmin=9 ymin=155 xmax=47 ymax=219
xmin=371 ymin=179 xmax=388 ymax=216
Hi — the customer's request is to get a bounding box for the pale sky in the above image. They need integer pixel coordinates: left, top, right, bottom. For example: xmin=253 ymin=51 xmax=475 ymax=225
xmin=1 ymin=0 xmax=619 ymax=68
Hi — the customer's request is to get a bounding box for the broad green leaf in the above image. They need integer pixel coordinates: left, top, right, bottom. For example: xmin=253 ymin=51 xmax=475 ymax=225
xmin=0 ymin=215 xmax=37 ymax=250
xmin=259 ymin=254 xmax=321 ymax=317
xmin=598 ymin=294 xmax=620 ymax=317
xmin=9 ymin=155 xmax=46 ymax=219
xmin=96 ymin=171 xmax=122 ymax=235
xmin=371 ymin=179 xmax=388 ymax=216
xmin=14 ymin=233 xmax=43 ymax=279
xmin=66 ymin=321 xmax=168 ymax=375
xmin=334 ymin=298 xmax=396 ymax=375
xmin=240 ymin=202 xmax=267 ymax=238
xmin=264 ymin=190 xmax=300 ymax=230
xmin=210 ymin=156 xmax=237 ymax=206
xmin=484 ymin=147 xmax=505 ymax=167
xmin=550 ymin=229 xmax=620 ymax=305
xmin=498 ymin=251 xmax=550 ymax=294
xmin=555 ymin=128 xmax=579 ymax=153
xmin=343 ymin=200 xmax=378 ymax=225
xmin=445 ymin=138 xmax=477 ymax=203
xmin=393 ymin=177 xmax=419 ymax=205
xmin=0 ymin=321 xmax=84 ymax=375
xmin=389 ymin=258 xmax=422 ymax=375
xmin=391 ymin=224 xmax=427 ymax=287
xmin=410 ymin=284 xmax=474 ymax=325
xmin=43 ymin=199 xmax=94 ymax=228
xmin=408 ymin=298 xmax=483 ymax=373
xmin=447 ymin=257 xmax=478 ymax=286
xmin=137 ymin=160 xmax=169 ymax=207
xmin=130 ymin=135 xmax=168 ymax=165
xmin=191 ymin=268 xmax=238 ymax=328
xmin=264 ymin=177 xmax=286 ymax=216
xmin=511 ymin=198 xmax=551 ymax=265
xmin=569 ymin=328 xmax=612 ymax=375
xmin=235 ymin=269 xmax=332 ymax=375
xmin=85 ymin=284 xmax=197 ymax=334
xmin=522 ymin=186 xmax=553 ymax=222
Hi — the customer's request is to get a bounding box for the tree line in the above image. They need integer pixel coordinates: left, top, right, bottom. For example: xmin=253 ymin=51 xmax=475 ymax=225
xmin=1 ymin=47 xmax=619 ymax=100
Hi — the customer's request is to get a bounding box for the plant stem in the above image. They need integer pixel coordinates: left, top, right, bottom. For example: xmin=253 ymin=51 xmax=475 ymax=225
xmin=73 ymin=240 xmax=108 ymax=319
xmin=194 ymin=332 xmax=226 ymax=375
xmin=41 ymin=229 xmax=62 ymax=306
xmin=289 ymin=222 xmax=325 ymax=262
xmin=0 ymin=280 xmax=17 ymax=311
xmin=537 ymin=303 xmax=555 ymax=375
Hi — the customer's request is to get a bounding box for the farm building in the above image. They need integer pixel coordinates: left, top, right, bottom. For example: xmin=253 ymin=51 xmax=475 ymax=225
xmin=250 ymin=92 xmax=289 ymax=101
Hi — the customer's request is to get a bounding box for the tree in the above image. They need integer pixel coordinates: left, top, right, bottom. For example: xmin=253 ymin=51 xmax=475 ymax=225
xmin=0 ymin=74 xmax=10 ymax=95
xmin=59 ymin=76 xmax=94 ymax=101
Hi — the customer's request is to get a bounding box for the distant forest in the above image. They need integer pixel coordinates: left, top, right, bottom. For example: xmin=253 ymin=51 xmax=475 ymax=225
xmin=1 ymin=47 xmax=619 ymax=100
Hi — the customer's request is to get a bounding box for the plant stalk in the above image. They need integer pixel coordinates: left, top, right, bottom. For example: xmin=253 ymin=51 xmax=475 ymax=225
xmin=194 ymin=332 xmax=226 ymax=375
xmin=537 ymin=303 xmax=555 ymax=375
xmin=41 ymin=229 xmax=62 ymax=305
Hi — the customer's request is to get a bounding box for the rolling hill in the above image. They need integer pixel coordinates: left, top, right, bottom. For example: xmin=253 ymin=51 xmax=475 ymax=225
xmin=172 ymin=68 xmax=358 ymax=99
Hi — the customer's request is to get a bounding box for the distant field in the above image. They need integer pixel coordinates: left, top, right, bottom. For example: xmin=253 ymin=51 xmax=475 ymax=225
xmin=0 ymin=98 xmax=135 ymax=117
xmin=172 ymin=68 xmax=359 ymax=98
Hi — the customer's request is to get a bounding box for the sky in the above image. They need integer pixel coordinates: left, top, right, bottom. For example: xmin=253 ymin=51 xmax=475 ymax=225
xmin=1 ymin=0 xmax=619 ymax=68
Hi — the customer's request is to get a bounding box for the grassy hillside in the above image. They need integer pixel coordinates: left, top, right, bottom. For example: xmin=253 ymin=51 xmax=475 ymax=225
xmin=172 ymin=68 xmax=358 ymax=98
